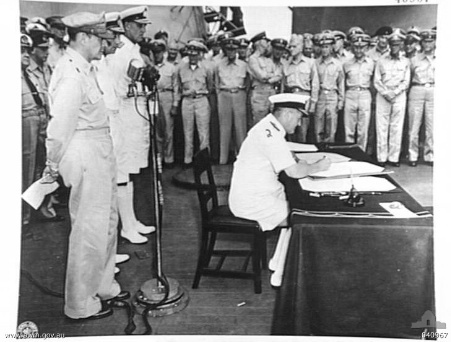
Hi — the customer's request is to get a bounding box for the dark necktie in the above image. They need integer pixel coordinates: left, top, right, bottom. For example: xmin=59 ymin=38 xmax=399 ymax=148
xmin=23 ymin=69 xmax=43 ymax=108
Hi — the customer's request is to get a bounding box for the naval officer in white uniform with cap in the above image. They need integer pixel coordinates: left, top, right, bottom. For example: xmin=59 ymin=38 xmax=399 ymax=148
xmin=229 ymin=93 xmax=331 ymax=231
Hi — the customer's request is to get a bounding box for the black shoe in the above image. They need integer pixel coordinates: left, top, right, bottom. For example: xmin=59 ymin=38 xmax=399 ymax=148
xmin=164 ymin=162 xmax=175 ymax=169
xmin=386 ymin=161 xmax=400 ymax=167
xmin=182 ymin=163 xmax=192 ymax=170
xmin=409 ymin=161 xmax=417 ymax=167
xmin=377 ymin=161 xmax=386 ymax=167
xmin=425 ymin=161 xmax=434 ymax=167
xmin=66 ymin=301 xmax=113 ymax=321
xmin=107 ymin=291 xmax=130 ymax=304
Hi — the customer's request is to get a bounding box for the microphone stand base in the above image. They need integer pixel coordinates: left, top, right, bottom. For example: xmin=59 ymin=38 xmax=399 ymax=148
xmin=133 ymin=278 xmax=189 ymax=317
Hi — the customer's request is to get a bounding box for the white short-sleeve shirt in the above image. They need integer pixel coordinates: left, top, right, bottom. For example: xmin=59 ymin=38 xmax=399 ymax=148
xmin=229 ymin=113 xmax=296 ymax=231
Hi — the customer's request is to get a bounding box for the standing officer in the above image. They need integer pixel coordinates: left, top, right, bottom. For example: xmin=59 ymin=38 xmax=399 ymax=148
xmin=214 ymin=38 xmax=248 ymax=164
xmin=343 ymin=34 xmax=375 ymax=151
xmin=21 ymin=33 xmax=47 ymax=226
xmin=237 ymin=38 xmax=250 ymax=61
xmin=407 ymin=29 xmax=436 ymax=167
xmin=271 ymin=38 xmax=288 ymax=94
xmin=109 ymin=6 xmax=156 ymax=244
xmin=374 ymin=29 xmax=410 ymax=167
xmin=176 ymin=40 xmax=213 ymax=167
xmin=248 ymin=31 xmax=281 ymax=125
xmin=229 ymin=93 xmax=331 ymax=231
xmin=152 ymin=39 xmax=180 ymax=168
xmin=333 ymin=30 xmax=353 ymax=63
xmin=368 ymin=26 xmax=392 ymax=62
xmin=315 ymin=32 xmax=345 ymax=143
xmin=166 ymin=41 xmax=180 ymax=65
xmin=43 ymin=12 xmax=128 ymax=320
xmin=282 ymin=33 xmax=319 ymax=143
xmin=45 ymin=16 xmax=67 ymax=71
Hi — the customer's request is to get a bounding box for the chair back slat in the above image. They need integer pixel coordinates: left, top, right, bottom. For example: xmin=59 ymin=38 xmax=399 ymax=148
xmin=193 ymin=148 xmax=219 ymax=223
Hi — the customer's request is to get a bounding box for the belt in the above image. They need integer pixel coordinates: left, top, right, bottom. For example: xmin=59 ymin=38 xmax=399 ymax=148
xmin=74 ymin=127 xmax=110 ymax=138
xmin=412 ymin=82 xmax=434 ymax=88
xmin=287 ymin=86 xmax=310 ymax=94
xmin=219 ymin=87 xmax=245 ymax=93
xmin=320 ymin=89 xmax=337 ymax=94
xmin=183 ymin=94 xmax=207 ymax=99
xmin=252 ymin=84 xmax=275 ymax=90
xmin=346 ymin=86 xmax=369 ymax=91
xmin=22 ymin=107 xmax=46 ymax=118
xmin=158 ymin=88 xmax=174 ymax=92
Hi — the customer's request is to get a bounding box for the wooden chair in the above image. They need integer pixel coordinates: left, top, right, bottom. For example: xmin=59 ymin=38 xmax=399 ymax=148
xmin=191 ymin=148 xmax=267 ymax=294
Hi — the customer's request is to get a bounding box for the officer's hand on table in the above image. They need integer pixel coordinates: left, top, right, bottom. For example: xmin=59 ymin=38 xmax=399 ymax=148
xmin=170 ymin=105 xmax=178 ymax=116
xmin=41 ymin=165 xmax=59 ymax=184
xmin=316 ymin=156 xmax=331 ymax=171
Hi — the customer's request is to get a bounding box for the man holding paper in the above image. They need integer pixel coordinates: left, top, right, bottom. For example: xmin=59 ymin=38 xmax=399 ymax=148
xmin=229 ymin=93 xmax=331 ymax=231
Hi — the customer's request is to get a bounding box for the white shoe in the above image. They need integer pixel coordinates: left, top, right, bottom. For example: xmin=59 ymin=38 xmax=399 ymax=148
xmin=114 ymin=267 xmax=120 ymax=274
xmin=120 ymin=230 xmax=148 ymax=244
xmin=135 ymin=222 xmax=156 ymax=235
xmin=115 ymin=254 xmax=130 ymax=264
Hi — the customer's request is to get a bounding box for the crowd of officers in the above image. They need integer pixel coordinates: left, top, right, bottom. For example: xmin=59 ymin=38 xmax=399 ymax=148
xmin=19 ymin=5 xmax=436 ymax=321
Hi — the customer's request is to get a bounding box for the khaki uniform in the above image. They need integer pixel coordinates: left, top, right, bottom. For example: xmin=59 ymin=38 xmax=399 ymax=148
xmin=343 ymin=56 xmax=375 ymax=151
xmin=315 ymin=57 xmax=345 ymax=143
xmin=214 ymin=58 xmax=248 ymax=164
xmin=282 ymin=55 xmax=319 ymax=142
xmin=408 ymin=52 xmax=435 ymax=163
xmin=177 ymin=60 xmax=213 ymax=164
xmin=156 ymin=60 xmax=180 ymax=164
xmin=46 ymin=47 xmax=120 ymax=318
xmin=248 ymin=51 xmax=279 ymax=125
xmin=374 ymin=54 xmax=410 ymax=163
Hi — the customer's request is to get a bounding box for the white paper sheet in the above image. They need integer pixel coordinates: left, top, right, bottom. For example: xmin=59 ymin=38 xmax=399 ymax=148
xmin=286 ymin=142 xmax=318 ymax=152
xmin=309 ymin=161 xmax=385 ymax=178
xmin=22 ymin=177 xmax=60 ymax=210
xmin=299 ymin=176 xmax=396 ymax=193
xmin=379 ymin=202 xmax=417 ymax=218
xmin=295 ymin=152 xmax=351 ymax=164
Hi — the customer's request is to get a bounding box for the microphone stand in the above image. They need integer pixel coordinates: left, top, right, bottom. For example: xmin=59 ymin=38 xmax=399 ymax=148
xmin=131 ymin=79 xmax=189 ymax=321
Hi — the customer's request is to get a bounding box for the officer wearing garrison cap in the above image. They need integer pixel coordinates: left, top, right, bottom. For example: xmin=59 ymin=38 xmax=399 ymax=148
xmin=282 ymin=33 xmax=319 ymax=143
xmin=214 ymin=38 xmax=249 ymax=164
xmin=248 ymin=31 xmax=281 ymax=125
xmin=315 ymin=32 xmax=345 ymax=143
xmin=151 ymin=39 xmax=180 ymax=168
xmin=229 ymin=93 xmax=331 ymax=231
xmin=368 ymin=26 xmax=392 ymax=63
xmin=43 ymin=12 xmax=128 ymax=320
xmin=407 ymin=29 xmax=436 ymax=167
xmin=176 ymin=40 xmax=213 ymax=167
xmin=374 ymin=28 xmax=411 ymax=167
xmin=108 ymin=6 xmax=156 ymax=244
xmin=343 ymin=34 xmax=375 ymax=151
xmin=237 ymin=38 xmax=250 ymax=61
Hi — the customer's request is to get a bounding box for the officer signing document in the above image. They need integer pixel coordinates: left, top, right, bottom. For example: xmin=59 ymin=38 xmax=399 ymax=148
xmin=229 ymin=93 xmax=331 ymax=231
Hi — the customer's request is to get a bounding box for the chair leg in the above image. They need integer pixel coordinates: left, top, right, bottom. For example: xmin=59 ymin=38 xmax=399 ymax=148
xmin=205 ymin=231 xmax=217 ymax=266
xmin=252 ymin=233 xmax=262 ymax=294
xmin=260 ymin=232 xmax=267 ymax=270
xmin=192 ymin=230 xmax=210 ymax=289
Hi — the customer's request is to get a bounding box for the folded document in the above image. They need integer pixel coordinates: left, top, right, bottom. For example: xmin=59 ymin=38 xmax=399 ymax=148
xmin=22 ymin=177 xmax=59 ymax=210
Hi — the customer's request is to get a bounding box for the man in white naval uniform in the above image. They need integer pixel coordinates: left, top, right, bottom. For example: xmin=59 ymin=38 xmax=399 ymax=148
xmin=109 ymin=6 xmax=156 ymax=244
xmin=43 ymin=11 xmax=128 ymax=320
xmin=229 ymin=94 xmax=331 ymax=231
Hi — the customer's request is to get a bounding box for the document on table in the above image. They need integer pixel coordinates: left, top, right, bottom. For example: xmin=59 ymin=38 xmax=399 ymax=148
xmin=299 ymin=176 xmax=396 ymax=193
xmin=309 ymin=161 xmax=385 ymax=179
xmin=22 ymin=177 xmax=59 ymax=210
xmin=287 ymin=142 xmax=318 ymax=152
xmin=295 ymin=152 xmax=351 ymax=164
xmin=379 ymin=202 xmax=418 ymax=218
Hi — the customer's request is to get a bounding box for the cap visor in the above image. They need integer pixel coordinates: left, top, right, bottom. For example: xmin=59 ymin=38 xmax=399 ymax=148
xmin=134 ymin=18 xmax=152 ymax=24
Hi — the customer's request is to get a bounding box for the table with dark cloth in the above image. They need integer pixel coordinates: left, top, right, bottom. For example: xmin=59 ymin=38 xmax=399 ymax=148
xmin=272 ymin=145 xmax=434 ymax=339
